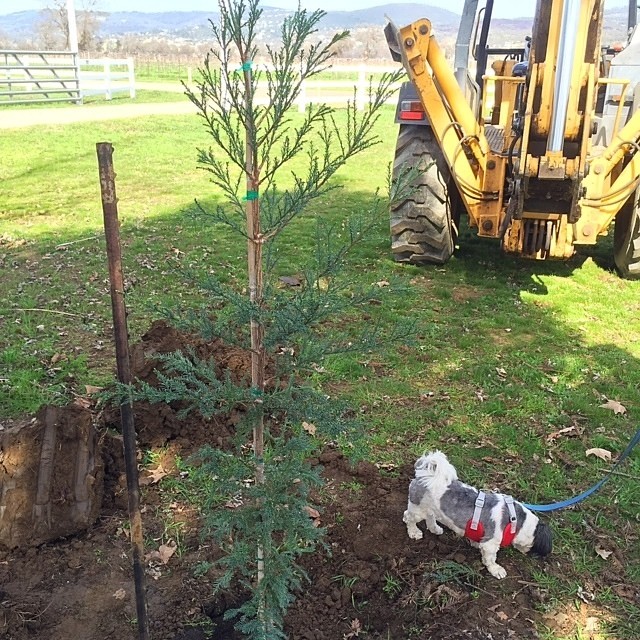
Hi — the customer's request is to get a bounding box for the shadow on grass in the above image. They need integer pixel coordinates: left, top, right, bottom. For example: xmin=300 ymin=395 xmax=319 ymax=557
xmin=450 ymin=214 xmax=625 ymax=293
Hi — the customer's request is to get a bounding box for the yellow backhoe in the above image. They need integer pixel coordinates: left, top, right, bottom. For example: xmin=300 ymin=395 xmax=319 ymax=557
xmin=385 ymin=0 xmax=640 ymax=278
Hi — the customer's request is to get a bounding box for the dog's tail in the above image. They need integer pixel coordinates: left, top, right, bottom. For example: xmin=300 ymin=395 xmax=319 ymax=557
xmin=528 ymin=521 xmax=553 ymax=557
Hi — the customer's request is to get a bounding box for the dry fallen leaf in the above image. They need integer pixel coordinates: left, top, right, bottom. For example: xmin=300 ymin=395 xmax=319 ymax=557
xmin=73 ymin=396 xmax=93 ymax=409
xmin=302 ymin=421 xmax=317 ymax=436
xmin=112 ymin=588 xmax=126 ymax=600
xmin=224 ymin=493 xmax=243 ymax=509
xmin=344 ymin=618 xmax=362 ymax=639
xmin=139 ymin=465 xmax=168 ymax=486
xmin=496 ymin=611 xmax=509 ymax=622
xmin=146 ymin=540 xmax=177 ymax=565
xmin=586 ymin=448 xmax=612 ymax=462
xmin=304 ymin=505 xmax=321 ymax=527
xmin=85 ymin=384 xmax=103 ymax=395
xmin=158 ymin=541 xmax=177 ymax=564
xmin=585 ymin=617 xmax=600 ymax=632
xmin=595 ymin=547 xmax=613 ymax=560
xmin=375 ymin=280 xmax=390 ymax=287
xmin=576 ymin=585 xmax=595 ymax=603
xmin=147 ymin=566 xmax=162 ymax=580
xmin=304 ymin=505 xmax=320 ymax=519
xmin=599 ymin=399 xmax=627 ymax=415
xmin=546 ymin=426 xmax=577 ymax=443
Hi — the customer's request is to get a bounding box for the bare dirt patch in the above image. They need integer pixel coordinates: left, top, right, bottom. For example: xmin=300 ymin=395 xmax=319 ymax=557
xmin=451 ymin=285 xmax=483 ymax=304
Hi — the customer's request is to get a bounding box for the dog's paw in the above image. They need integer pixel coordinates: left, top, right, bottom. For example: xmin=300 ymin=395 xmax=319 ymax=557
xmin=487 ymin=564 xmax=508 ymax=579
xmin=427 ymin=524 xmax=444 ymax=535
xmin=407 ymin=527 xmax=423 ymax=540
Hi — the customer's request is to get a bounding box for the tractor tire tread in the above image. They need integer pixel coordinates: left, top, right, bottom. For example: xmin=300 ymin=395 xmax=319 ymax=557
xmin=390 ymin=125 xmax=458 ymax=265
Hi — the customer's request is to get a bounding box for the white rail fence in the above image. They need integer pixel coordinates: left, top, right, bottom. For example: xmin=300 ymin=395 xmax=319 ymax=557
xmin=214 ymin=64 xmax=403 ymax=112
xmin=78 ymin=58 xmax=136 ymax=100
xmin=1 ymin=54 xmax=402 ymax=108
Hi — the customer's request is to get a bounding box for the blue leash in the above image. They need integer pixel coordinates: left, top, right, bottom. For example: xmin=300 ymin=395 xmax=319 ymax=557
xmin=523 ymin=427 xmax=640 ymax=512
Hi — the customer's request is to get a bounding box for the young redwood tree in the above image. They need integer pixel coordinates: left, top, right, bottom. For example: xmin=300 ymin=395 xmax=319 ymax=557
xmin=135 ymin=0 xmax=404 ymax=636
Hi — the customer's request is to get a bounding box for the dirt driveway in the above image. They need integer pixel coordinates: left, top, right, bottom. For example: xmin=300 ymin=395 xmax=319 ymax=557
xmin=0 ymin=100 xmax=198 ymax=129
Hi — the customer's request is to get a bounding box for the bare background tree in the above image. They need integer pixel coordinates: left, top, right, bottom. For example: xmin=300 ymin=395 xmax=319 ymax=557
xmin=38 ymin=0 xmax=101 ymax=52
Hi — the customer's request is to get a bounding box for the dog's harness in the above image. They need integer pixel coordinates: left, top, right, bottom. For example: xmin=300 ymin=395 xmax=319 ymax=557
xmin=464 ymin=491 xmax=518 ymax=547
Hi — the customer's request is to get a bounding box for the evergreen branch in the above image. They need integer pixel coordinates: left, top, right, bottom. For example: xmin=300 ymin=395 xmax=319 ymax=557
xmin=130 ymin=350 xmax=252 ymax=417
xmin=156 ymin=302 xmax=251 ymax=352
xmin=253 ymin=10 xmax=347 ymax=152
xmin=192 ymin=197 xmax=248 ymax=239
xmin=259 ymin=178 xmax=338 ymax=242
xmin=195 ymin=445 xmax=326 ymax=638
xmin=258 ymin=104 xmax=332 ymax=184
xmin=263 ymin=385 xmax=359 ymax=442
xmin=322 ymin=317 xmax=417 ymax=358
xmin=187 ymin=58 xmax=248 ymax=171
xmin=195 ymin=149 xmax=246 ymax=209
xmin=259 ymin=165 xmax=341 ymax=242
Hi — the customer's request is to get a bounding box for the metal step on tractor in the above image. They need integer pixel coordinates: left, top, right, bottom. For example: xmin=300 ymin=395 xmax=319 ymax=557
xmin=385 ymin=0 xmax=640 ymax=278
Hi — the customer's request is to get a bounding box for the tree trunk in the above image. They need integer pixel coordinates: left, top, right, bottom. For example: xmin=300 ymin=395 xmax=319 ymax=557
xmin=242 ymin=61 xmax=266 ymax=591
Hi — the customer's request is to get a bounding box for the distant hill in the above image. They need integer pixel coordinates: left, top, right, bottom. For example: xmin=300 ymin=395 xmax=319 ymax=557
xmin=0 ymin=4 xmax=629 ymax=45
xmin=0 ymin=10 xmax=40 ymax=37
xmin=317 ymin=4 xmax=460 ymax=30
xmin=95 ymin=11 xmax=220 ymax=39
xmin=0 ymin=4 xmax=460 ymax=42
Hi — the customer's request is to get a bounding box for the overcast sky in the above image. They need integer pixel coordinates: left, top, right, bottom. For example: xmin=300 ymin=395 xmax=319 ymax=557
xmin=0 ymin=0 xmax=632 ymax=18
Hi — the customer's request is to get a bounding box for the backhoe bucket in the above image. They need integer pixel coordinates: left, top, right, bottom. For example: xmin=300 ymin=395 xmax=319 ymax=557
xmin=384 ymin=20 xmax=403 ymax=63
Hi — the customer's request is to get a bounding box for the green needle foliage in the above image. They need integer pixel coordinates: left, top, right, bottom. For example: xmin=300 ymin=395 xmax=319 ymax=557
xmin=131 ymin=0 xmax=404 ymax=637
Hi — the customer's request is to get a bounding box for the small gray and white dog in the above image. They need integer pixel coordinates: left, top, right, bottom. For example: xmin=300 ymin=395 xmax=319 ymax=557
xmin=403 ymin=451 xmax=552 ymax=579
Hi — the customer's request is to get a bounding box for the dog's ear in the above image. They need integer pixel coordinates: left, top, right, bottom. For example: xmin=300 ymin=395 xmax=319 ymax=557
xmin=414 ymin=456 xmax=428 ymax=471
xmin=430 ymin=451 xmax=457 ymax=482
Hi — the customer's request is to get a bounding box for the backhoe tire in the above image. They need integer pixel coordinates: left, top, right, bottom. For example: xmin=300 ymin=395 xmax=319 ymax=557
xmin=614 ymin=189 xmax=640 ymax=280
xmin=390 ymin=125 xmax=460 ymax=264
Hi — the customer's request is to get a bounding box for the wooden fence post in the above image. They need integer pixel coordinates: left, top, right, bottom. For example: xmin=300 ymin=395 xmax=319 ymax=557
xmin=128 ymin=58 xmax=136 ymax=98
xmin=104 ymin=59 xmax=111 ymax=100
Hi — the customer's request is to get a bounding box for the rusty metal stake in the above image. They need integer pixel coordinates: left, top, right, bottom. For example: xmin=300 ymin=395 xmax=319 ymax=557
xmin=96 ymin=142 xmax=150 ymax=640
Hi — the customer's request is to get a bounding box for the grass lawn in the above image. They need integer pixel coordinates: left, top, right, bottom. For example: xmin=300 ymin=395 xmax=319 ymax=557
xmin=0 ymin=105 xmax=639 ymax=638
